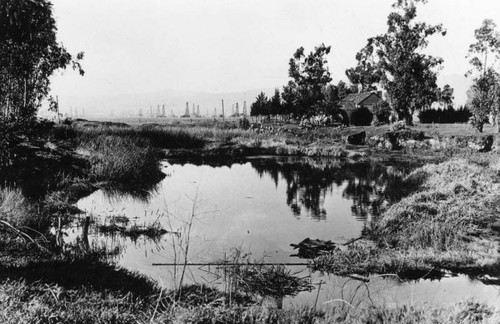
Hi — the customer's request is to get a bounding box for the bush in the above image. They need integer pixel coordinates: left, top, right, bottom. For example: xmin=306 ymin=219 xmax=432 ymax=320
xmin=239 ymin=117 xmax=251 ymax=130
xmin=350 ymin=106 xmax=373 ymax=126
xmin=372 ymin=100 xmax=391 ymax=125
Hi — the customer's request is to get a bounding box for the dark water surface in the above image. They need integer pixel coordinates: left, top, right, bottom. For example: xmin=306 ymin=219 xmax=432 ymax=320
xmin=76 ymin=157 xmax=500 ymax=308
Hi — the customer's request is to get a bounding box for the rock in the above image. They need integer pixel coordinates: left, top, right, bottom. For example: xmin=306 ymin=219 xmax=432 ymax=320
xmin=390 ymin=121 xmax=406 ymax=131
xmin=291 ymin=238 xmax=337 ymax=259
xmin=468 ymin=135 xmax=494 ymax=153
xmin=342 ymin=131 xmax=366 ymax=145
xmin=491 ymin=220 xmax=500 ymax=233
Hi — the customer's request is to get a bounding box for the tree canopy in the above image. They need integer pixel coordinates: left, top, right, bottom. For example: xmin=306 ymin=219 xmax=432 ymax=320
xmin=287 ymin=44 xmax=332 ymax=118
xmin=466 ymin=19 xmax=500 ymax=132
xmin=0 ymin=0 xmax=83 ymax=126
xmin=347 ymin=0 xmax=445 ymax=124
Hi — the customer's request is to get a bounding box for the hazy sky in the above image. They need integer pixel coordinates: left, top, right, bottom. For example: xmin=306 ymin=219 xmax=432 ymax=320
xmin=49 ymin=0 xmax=500 ymax=104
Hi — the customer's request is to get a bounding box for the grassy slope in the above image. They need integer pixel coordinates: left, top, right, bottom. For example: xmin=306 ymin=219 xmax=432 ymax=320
xmin=313 ymin=155 xmax=500 ymax=278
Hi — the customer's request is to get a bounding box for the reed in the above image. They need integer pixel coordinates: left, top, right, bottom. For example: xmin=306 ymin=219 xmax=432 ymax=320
xmin=78 ymin=134 xmax=163 ymax=184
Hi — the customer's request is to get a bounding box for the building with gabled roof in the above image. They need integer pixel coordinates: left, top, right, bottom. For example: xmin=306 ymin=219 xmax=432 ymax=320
xmin=340 ymin=91 xmax=383 ymax=125
xmin=341 ymin=92 xmax=382 ymax=111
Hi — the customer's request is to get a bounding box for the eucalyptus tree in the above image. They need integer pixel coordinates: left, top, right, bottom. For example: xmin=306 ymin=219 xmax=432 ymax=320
xmin=347 ymin=0 xmax=445 ymax=125
xmin=439 ymin=84 xmax=454 ymax=110
xmin=0 ymin=0 xmax=84 ymax=126
xmin=287 ymin=43 xmax=332 ymax=118
xmin=466 ymin=19 xmax=500 ymax=131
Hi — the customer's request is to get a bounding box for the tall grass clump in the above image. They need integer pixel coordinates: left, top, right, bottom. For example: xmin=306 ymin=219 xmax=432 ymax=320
xmin=78 ymin=135 xmax=162 ymax=184
xmin=313 ymin=157 xmax=500 ymax=277
xmin=0 ymin=187 xmax=46 ymax=229
xmin=373 ymin=158 xmax=500 ymax=253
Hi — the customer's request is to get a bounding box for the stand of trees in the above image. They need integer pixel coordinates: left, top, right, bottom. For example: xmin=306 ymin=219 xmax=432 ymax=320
xmin=347 ymin=0 xmax=445 ymax=125
xmin=465 ymin=19 xmax=500 ymax=132
xmin=418 ymin=106 xmax=472 ymax=124
xmin=0 ymin=0 xmax=84 ymax=130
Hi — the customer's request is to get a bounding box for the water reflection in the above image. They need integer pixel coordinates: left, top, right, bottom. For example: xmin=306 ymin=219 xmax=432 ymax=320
xmin=177 ymin=157 xmax=420 ymax=221
xmin=74 ymin=156 xmax=500 ymax=307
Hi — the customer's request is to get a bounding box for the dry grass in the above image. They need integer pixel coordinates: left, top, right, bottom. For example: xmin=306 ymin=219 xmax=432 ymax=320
xmin=375 ymin=158 xmax=500 ymax=253
xmin=1 ymin=279 xmax=498 ymax=323
xmin=78 ymin=135 xmax=163 ymax=184
xmin=0 ymin=187 xmax=48 ymax=230
xmin=313 ymin=156 xmax=500 ymax=278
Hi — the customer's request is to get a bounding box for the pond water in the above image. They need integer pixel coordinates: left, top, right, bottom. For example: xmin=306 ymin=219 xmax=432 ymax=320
xmin=75 ymin=157 xmax=500 ymax=309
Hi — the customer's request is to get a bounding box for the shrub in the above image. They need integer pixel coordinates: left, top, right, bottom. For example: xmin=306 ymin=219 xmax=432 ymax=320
xmin=350 ymin=106 xmax=373 ymax=126
xmin=372 ymin=100 xmax=392 ymax=125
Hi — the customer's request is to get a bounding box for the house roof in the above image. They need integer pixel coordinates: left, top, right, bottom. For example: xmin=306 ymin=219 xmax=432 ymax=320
xmin=341 ymin=92 xmax=381 ymax=105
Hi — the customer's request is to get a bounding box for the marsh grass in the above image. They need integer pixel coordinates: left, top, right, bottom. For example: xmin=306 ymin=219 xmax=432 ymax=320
xmin=0 ymin=187 xmax=52 ymax=232
xmin=216 ymin=251 xmax=314 ymax=303
xmin=78 ymin=134 xmax=163 ymax=184
xmin=1 ymin=277 xmax=498 ymax=323
xmin=98 ymin=222 xmax=168 ymax=241
xmin=374 ymin=158 xmax=500 ymax=253
xmin=314 ymin=157 xmax=500 ymax=278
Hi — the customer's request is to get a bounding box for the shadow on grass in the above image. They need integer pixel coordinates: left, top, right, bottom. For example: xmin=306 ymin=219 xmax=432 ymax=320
xmin=0 ymin=258 xmax=158 ymax=297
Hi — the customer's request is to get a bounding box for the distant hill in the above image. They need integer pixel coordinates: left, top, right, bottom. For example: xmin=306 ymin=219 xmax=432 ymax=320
xmin=55 ymin=88 xmax=277 ymax=118
xmin=49 ymin=73 xmax=472 ymax=119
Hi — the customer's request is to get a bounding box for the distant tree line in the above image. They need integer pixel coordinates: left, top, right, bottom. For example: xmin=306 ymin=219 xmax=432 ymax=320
xmin=418 ymin=106 xmax=472 ymax=124
xmin=249 ymin=1 xmax=500 ymax=133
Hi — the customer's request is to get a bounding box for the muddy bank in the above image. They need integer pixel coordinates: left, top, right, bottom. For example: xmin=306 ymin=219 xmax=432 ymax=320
xmin=165 ymin=127 xmax=500 ymax=163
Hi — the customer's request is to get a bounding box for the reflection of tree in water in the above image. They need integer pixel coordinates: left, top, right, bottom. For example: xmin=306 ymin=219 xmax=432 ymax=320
xmin=250 ymin=157 xmax=417 ymax=221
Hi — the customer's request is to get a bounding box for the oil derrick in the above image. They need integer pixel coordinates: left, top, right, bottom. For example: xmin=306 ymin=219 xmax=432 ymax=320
xmin=184 ymin=102 xmax=190 ymax=117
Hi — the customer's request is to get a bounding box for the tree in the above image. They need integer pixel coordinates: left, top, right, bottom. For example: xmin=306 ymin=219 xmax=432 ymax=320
xmin=346 ymin=45 xmax=383 ymax=92
xmin=466 ymin=19 xmax=500 ymax=131
xmin=372 ymin=100 xmax=392 ymax=125
xmin=281 ymin=81 xmax=298 ymax=118
xmin=438 ymin=84 xmax=454 ymax=109
xmin=288 ymin=44 xmax=332 ymax=117
xmin=0 ymin=0 xmax=84 ymax=126
xmin=467 ymin=70 xmax=498 ymax=132
xmin=466 ymin=19 xmax=500 ymax=77
xmin=269 ymin=88 xmax=282 ymax=116
xmin=336 ymin=80 xmax=352 ymax=100
xmin=250 ymin=92 xmax=269 ymax=117
xmin=322 ymin=84 xmax=340 ymax=115
xmin=348 ymin=0 xmax=445 ymax=125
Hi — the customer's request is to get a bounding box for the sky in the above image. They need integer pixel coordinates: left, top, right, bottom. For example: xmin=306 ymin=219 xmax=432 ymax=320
xmin=49 ymin=0 xmax=500 ymax=108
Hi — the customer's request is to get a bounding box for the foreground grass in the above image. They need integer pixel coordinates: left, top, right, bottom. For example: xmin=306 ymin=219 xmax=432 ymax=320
xmin=313 ymin=155 xmax=500 ymax=278
xmin=1 ymin=278 xmax=498 ymax=323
